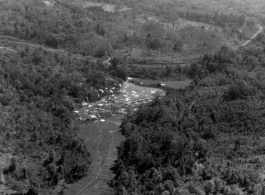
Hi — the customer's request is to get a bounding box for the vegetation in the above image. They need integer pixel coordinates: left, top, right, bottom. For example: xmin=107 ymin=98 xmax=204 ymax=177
xmin=112 ymin=92 xmax=265 ymax=194
xmin=0 ymin=43 xmax=128 ymax=194
xmin=111 ymin=29 xmax=265 ymax=195
xmin=1 ymin=0 xmax=265 ymax=194
xmin=0 ymin=1 xmax=127 ymax=191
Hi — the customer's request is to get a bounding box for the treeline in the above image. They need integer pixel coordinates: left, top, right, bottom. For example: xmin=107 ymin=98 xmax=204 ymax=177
xmin=125 ymin=46 xmax=236 ymax=81
xmin=123 ymin=32 xmax=265 ymax=86
xmin=127 ymin=64 xmax=187 ymax=80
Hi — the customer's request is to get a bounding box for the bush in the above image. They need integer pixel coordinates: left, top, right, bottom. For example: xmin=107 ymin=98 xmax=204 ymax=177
xmin=3 ymin=158 xmax=16 ymax=174
xmin=223 ymin=83 xmax=256 ymax=101
xmin=146 ymin=35 xmax=162 ymax=50
xmin=173 ymin=39 xmax=183 ymax=52
xmin=93 ymin=40 xmax=113 ymax=58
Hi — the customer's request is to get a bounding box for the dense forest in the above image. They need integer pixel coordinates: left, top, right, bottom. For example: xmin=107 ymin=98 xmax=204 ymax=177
xmin=0 ymin=0 xmax=112 ymax=56
xmin=0 ymin=0 xmax=256 ymax=63
xmin=112 ymin=91 xmax=265 ymax=195
xmin=0 ymin=29 xmax=126 ymax=195
xmin=1 ymin=0 xmax=265 ymax=194
xmin=111 ymin=31 xmax=265 ymax=195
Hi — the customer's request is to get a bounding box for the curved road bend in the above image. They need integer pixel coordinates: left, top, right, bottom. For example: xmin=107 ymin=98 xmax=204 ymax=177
xmin=242 ymin=24 xmax=263 ymax=47
xmin=103 ymin=55 xmax=111 ymax=64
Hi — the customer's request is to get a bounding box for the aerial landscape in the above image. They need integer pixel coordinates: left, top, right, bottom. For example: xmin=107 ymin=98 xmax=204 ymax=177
xmin=1 ymin=0 xmax=265 ymax=194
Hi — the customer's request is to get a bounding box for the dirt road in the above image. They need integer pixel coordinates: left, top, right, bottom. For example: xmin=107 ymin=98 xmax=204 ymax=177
xmin=242 ymin=24 xmax=263 ymax=47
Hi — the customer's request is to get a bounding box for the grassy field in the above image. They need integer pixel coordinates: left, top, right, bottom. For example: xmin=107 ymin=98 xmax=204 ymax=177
xmin=64 ymin=115 xmax=124 ymax=195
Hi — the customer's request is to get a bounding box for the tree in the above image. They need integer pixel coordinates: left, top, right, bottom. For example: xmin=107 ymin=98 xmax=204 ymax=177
xmin=146 ymin=35 xmax=162 ymax=50
xmin=93 ymin=41 xmax=112 ymax=58
xmin=94 ymin=23 xmax=106 ymax=36
xmin=223 ymin=83 xmax=256 ymax=101
xmin=261 ymin=186 xmax=265 ymax=195
xmin=238 ymin=15 xmax=246 ymax=26
xmin=188 ymin=63 xmax=204 ymax=79
xmin=246 ymin=18 xmax=256 ymax=30
xmin=173 ymin=39 xmax=183 ymax=52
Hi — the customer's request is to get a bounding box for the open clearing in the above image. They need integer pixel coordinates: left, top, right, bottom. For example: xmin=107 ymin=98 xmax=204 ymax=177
xmin=112 ymin=80 xmax=165 ymax=104
xmin=65 ymin=115 xmax=124 ymax=195
xmin=132 ymin=78 xmax=192 ymax=89
xmin=76 ymin=80 xmax=165 ymax=121
xmin=66 ymin=81 xmax=166 ymax=195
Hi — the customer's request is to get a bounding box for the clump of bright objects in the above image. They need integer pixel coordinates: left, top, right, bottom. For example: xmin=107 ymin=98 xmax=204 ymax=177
xmin=74 ymin=78 xmax=165 ymax=122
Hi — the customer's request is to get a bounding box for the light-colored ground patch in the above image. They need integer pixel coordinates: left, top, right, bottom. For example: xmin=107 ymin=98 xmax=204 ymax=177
xmin=137 ymin=15 xmax=222 ymax=32
xmin=76 ymin=79 xmax=165 ymax=121
xmin=112 ymin=80 xmax=165 ymax=104
xmin=82 ymin=1 xmax=131 ymax=13
xmin=132 ymin=78 xmax=192 ymax=89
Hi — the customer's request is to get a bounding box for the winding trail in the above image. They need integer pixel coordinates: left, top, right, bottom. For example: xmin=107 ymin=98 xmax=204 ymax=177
xmin=0 ymin=35 xmax=115 ymax=64
xmin=104 ymin=130 xmax=118 ymax=166
xmin=242 ymin=24 xmax=263 ymax=47
xmin=103 ymin=55 xmax=111 ymax=64
xmin=0 ymin=35 xmax=96 ymax=62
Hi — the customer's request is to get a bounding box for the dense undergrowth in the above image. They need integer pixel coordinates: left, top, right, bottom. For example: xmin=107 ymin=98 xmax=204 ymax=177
xmin=0 ymin=43 xmax=126 ymax=195
xmin=111 ymin=32 xmax=265 ymax=195
xmin=1 ymin=0 xmax=265 ymax=194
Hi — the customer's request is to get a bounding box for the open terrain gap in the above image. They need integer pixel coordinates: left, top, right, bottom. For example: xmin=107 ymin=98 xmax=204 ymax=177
xmin=75 ymin=121 xmax=103 ymax=195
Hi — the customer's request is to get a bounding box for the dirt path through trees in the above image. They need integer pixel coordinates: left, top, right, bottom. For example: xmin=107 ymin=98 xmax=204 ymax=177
xmin=242 ymin=24 xmax=263 ymax=46
xmin=64 ymin=115 xmax=124 ymax=195
xmin=74 ymin=122 xmax=104 ymax=195
xmin=0 ymin=35 xmax=96 ymax=61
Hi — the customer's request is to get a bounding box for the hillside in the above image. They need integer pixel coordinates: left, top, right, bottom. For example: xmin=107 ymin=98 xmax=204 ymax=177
xmin=112 ymin=33 xmax=265 ymax=195
xmin=0 ymin=1 xmax=127 ymax=194
xmin=1 ymin=0 xmax=265 ymax=195
xmin=0 ymin=0 xmax=262 ymax=70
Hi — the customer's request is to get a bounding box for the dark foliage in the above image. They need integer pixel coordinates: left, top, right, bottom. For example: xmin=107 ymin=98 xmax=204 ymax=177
xmin=0 ymin=46 xmax=124 ymax=193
